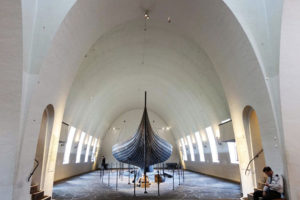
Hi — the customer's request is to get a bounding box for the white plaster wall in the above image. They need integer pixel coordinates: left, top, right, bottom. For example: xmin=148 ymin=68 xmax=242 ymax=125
xmin=223 ymin=0 xmax=282 ymax=78
xmin=185 ymin=154 xmax=240 ymax=183
xmin=20 ymin=0 xmax=76 ymax=132
xmin=29 ymin=0 xmax=76 ymax=74
xmin=54 ymin=154 xmax=96 ymax=182
xmin=54 ymin=124 xmax=99 ymax=182
xmin=21 ymin=0 xmax=76 ymax=73
xmin=180 ymin=126 xmax=240 ymax=183
xmin=280 ymin=0 xmax=300 ymax=199
xmin=100 ymin=109 xmax=179 ymax=166
xmin=0 ymin=1 xmax=23 ymax=199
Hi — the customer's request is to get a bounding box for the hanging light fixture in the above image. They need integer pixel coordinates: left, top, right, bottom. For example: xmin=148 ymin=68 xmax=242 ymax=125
xmin=144 ymin=10 xmax=150 ymax=20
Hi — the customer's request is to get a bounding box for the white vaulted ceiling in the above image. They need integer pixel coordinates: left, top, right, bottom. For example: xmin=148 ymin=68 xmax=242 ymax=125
xmin=21 ymin=0 xmax=281 ymax=142
xmin=55 ymin=0 xmax=279 ymax=140
xmin=63 ymin=19 xmax=230 ymax=139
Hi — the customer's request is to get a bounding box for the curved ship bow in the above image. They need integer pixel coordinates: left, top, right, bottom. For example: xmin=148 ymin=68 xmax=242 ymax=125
xmin=112 ymin=92 xmax=172 ymax=170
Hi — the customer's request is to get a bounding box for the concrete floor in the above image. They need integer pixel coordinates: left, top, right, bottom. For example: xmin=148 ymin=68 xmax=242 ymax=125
xmin=52 ymin=170 xmax=241 ymax=200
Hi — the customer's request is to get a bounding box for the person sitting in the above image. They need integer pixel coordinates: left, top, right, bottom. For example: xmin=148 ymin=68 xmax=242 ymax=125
xmin=253 ymin=166 xmax=283 ymax=200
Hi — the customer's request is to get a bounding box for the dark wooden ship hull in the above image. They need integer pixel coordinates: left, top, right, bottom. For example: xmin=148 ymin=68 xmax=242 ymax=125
xmin=112 ymin=93 xmax=172 ymax=170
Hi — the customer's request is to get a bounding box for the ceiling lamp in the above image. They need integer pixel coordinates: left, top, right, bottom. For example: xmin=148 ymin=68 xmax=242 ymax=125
xmin=144 ymin=10 xmax=150 ymax=20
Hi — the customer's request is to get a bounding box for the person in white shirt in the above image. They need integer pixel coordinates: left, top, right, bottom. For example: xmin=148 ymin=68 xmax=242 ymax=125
xmin=253 ymin=166 xmax=283 ymax=200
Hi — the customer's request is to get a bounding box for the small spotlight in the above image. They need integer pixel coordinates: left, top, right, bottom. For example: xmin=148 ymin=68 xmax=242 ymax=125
xmin=144 ymin=10 xmax=150 ymax=20
xmin=168 ymin=16 xmax=171 ymax=23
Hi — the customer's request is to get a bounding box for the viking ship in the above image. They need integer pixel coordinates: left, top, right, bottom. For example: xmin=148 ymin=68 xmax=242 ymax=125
xmin=112 ymin=92 xmax=173 ymax=172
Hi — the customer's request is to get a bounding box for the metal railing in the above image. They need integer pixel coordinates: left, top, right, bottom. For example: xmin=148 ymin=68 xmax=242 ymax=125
xmin=27 ymin=159 xmax=39 ymax=182
xmin=245 ymin=149 xmax=264 ymax=175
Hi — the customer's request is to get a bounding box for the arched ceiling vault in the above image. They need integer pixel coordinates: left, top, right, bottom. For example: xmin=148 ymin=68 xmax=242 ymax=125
xmin=64 ymin=20 xmax=230 ymax=139
xmin=24 ymin=0 xmax=276 ymax=143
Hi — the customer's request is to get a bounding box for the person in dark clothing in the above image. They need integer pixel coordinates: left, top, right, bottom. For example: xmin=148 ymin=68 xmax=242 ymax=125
xmin=253 ymin=166 xmax=283 ymax=200
xmin=101 ymin=156 xmax=106 ymax=169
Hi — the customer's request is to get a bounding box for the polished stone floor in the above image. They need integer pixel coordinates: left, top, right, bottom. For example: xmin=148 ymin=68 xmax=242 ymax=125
xmin=52 ymin=170 xmax=241 ymax=200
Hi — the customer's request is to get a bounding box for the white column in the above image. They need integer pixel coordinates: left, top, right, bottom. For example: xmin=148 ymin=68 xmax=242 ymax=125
xmin=280 ymin=1 xmax=300 ymax=199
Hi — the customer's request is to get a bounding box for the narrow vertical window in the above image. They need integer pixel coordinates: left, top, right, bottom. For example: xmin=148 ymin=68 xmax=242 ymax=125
xmin=85 ymin=135 xmax=93 ymax=162
xmin=187 ymin=135 xmax=195 ymax=161
xmin=63 ymin=126 xmax=76 ymax=164
xmin=180 ymin=138 xmax=188 ymax=161
xmin=195 ymin=131 xmax=205 ymax=162
xmin=76 ymin=131 xmax=86 ymax=163
xmin=206 ymin=126 xmax=219 ymax=163
xmin=91 ymin=138 xmax=98 ymax=162
xmin=178 ymin=140 xmax=183 ymax=159
xmin=227 ymin=142 xmax=239 ymax=164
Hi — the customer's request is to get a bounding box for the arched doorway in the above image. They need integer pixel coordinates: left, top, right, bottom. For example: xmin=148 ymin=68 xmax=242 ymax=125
xmin=31 ymin=105 xmax=54 ymax=190
xmin=243 ymin=106 xmax=266 ymax=189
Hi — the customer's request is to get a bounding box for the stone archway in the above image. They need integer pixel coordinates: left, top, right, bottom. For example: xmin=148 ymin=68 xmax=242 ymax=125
xmin=31 ymin=105 xmax=54 ymax=192
xmin=243 ymin=106 xmax=266 ymax=189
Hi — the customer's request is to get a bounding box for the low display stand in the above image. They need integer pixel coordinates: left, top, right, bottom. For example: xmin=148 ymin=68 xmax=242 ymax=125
xmin=138 ymin=175 xmax=151 ymax=188
xmin=155 ymin=174 xmax=165 ymax=183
